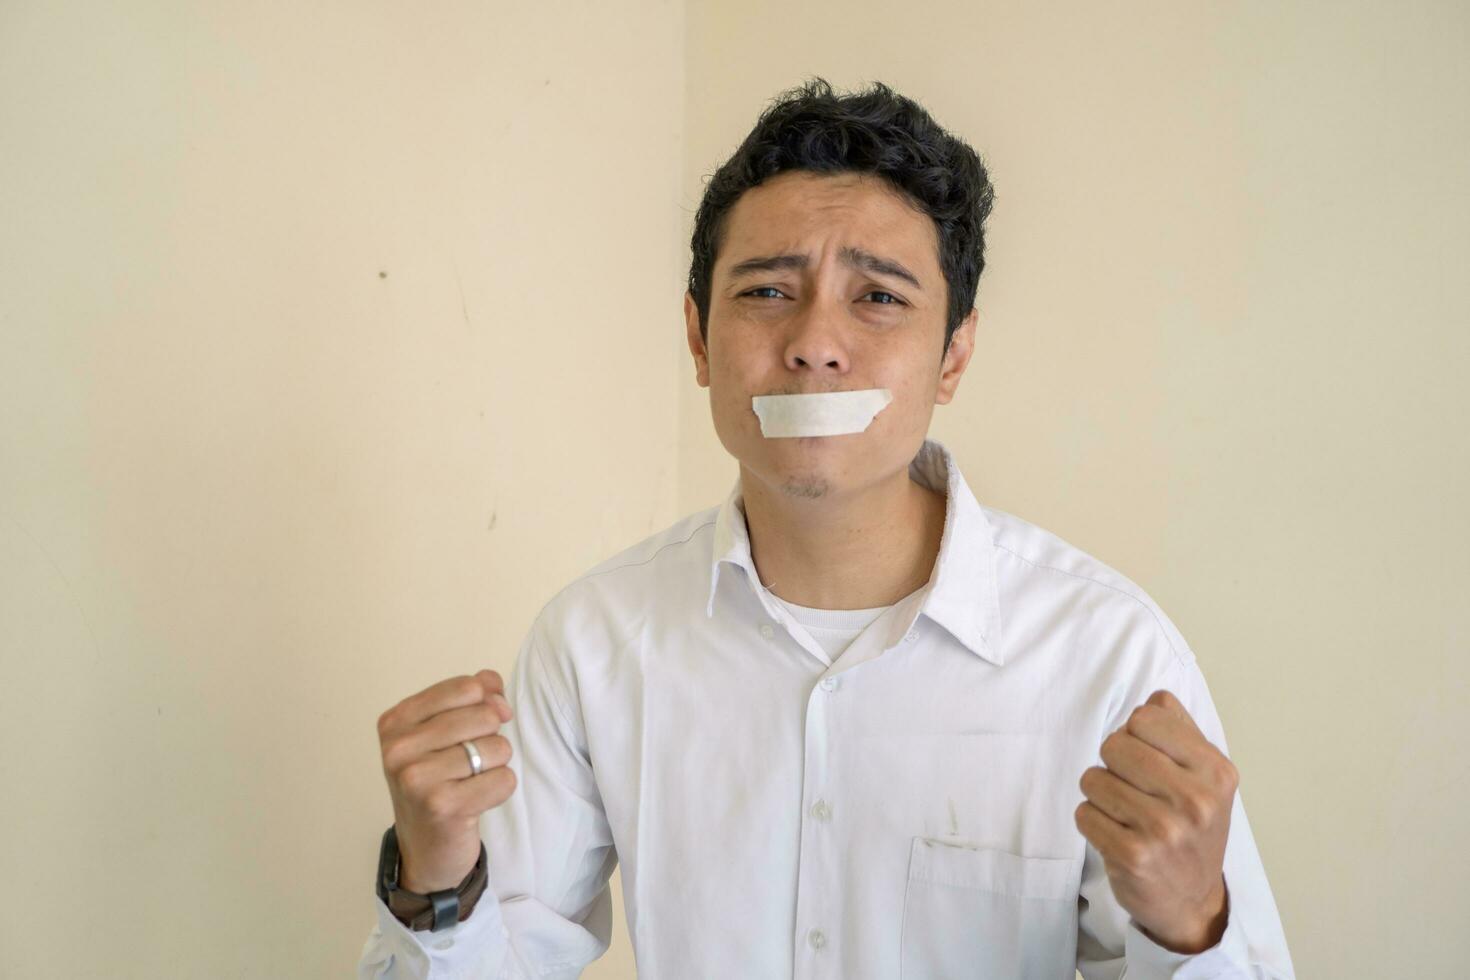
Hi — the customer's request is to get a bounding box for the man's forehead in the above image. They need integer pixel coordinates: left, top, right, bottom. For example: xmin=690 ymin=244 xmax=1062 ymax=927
xmin=718 ymin=175 xmax=938 ymax=279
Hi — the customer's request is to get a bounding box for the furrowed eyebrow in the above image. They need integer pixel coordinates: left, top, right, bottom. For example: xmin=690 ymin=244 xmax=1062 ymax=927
xmin=726 ymin=246 xmax=923 ymax=292
xmin=727 ymin=253 xmax=808 ymax=279
xmin=842 ymin=246 xmax=923 ymax=291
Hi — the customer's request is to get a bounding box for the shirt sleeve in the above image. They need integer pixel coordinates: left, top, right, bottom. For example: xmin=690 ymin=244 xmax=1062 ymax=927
xmin=1076 ymin=645 xmax=1297 ymax=979
xmin=357 ymin=613 xmax=619 ymax=980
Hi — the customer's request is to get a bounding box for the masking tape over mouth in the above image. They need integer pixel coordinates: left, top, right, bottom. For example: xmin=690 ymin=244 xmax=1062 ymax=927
xmin=751 ymin=388 xmax=893 ymax=438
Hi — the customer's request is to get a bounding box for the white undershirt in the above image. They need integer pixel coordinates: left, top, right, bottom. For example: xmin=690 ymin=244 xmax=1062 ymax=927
xmin=770 ymin=584 xmax=926 ymax=659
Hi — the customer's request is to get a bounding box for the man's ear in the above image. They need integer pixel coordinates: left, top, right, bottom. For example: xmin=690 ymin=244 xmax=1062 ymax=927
xmin=935 ymin=307 xmax=977 ymax=406
xmin=684 ymin=290 xmax=710 ymax=388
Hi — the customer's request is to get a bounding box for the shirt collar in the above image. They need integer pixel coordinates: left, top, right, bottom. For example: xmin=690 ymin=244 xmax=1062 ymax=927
xmin=705 ymin=437 xmax=1005 ymax=666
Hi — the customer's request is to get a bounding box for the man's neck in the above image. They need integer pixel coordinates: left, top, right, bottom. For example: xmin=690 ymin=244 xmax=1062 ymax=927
xmin=739 ymin=462 xmax=947 ymax=611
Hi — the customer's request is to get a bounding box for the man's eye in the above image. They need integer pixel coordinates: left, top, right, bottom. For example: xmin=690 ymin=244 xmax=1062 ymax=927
xmin=864 ymin=291 xmax=904 ymax=305
xmin=742 ymin=287 xmax=787 ymax=299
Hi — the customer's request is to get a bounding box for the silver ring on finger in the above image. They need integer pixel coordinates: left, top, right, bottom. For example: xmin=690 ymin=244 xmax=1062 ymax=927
xmin=461 ymin=739 xmax=483 ymax=777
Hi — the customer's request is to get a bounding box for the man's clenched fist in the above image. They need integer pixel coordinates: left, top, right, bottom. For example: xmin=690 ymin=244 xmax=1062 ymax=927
xmin=377 ymin=669 xmax=518 ymax=893
xmin=1074 ymin=688 xmax=1237 ymax=953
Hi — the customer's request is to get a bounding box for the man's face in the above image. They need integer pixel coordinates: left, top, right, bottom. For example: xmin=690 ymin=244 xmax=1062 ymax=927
xmin=684 ymin=169 xmax=975 ymax=500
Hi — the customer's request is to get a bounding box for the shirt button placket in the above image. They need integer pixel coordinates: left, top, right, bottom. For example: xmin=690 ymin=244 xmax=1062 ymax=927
xmin=802 ymin=669 xmax=841 ymax=970
xmin=805 ymin=675 xmax=840 ymax=963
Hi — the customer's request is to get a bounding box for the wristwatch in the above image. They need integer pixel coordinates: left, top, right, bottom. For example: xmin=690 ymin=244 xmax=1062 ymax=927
xmin=376 ymin=825 xmax=489 ymax=932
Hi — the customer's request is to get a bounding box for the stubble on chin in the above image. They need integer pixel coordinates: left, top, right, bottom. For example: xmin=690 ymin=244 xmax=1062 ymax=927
xmin=778 ymin=473 xmax=829 ymax=500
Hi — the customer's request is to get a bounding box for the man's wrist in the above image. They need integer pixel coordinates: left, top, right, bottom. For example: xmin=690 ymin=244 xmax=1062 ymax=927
xmin=1141 ymin=876 xmax=1230 ymax=954
xmin=385 ymin=839 xmax=490 ymax=931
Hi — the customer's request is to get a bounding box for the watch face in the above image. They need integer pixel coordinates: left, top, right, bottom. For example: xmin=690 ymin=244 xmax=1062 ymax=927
xmin=429 ymin=889 xmax=462 ymax=932
xmin=376 ymin=826 xmax=401 ymax=901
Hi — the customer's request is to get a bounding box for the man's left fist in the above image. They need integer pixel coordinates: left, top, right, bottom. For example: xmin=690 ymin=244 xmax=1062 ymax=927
xmin=1075 ymin=688 xmax=1238 ymax=953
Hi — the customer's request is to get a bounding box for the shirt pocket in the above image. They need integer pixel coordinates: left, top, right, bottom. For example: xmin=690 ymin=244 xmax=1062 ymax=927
xmin=898 ymin=836 xmax=1081 ymax=980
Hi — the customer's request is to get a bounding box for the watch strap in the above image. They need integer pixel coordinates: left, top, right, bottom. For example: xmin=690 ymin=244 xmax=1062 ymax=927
xmin=378 ymin=825 xmax=490 ymax=932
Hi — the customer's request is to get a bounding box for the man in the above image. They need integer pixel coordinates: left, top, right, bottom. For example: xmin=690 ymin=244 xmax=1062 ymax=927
xmin=360 ymin=78 xmax=1295 ymax=978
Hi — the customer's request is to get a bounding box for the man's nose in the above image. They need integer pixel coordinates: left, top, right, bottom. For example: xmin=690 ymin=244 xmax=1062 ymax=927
xmin=784 ymin=293 xmax=849 ymax=372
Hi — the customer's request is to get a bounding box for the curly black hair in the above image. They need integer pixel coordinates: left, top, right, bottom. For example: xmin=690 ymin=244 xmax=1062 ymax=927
xmin=687 ymin=76 xmax=996 ymax=359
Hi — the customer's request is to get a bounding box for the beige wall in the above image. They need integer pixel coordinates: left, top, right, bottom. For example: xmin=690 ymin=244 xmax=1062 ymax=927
xmin=0 ymin=2 xmax=679 ymax=976
xmin=1 ymin=1 xmax=1464 ymax=977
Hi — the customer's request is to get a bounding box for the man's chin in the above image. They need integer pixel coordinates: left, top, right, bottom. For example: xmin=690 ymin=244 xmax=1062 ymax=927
xmin=744 ymin=439 xmax=857 ymax=493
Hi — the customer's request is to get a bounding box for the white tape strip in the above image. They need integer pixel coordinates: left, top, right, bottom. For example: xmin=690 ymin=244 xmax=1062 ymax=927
xmin=750 ymin=388 xmax=893 ymax=438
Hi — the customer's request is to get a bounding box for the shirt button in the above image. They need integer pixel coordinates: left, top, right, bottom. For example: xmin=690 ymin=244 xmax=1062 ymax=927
xmin=905 ymin=629 xmax=920 ymax=643
xmin=819 ymin=676 xmax=838 ymax=692
xmin=808 ymin=928 xmax=827 ymax=949
xmin=432 ymin=937 xmax=454 ymax=950
xmin=809 ymin=799 xmax=831 ymax=821
xmin=760 ymin=623 xmax=774 ymax=640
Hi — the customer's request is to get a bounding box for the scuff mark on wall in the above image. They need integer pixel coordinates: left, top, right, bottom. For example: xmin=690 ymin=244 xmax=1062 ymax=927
xmin=6 ymin=515 xmax=102 ymax=664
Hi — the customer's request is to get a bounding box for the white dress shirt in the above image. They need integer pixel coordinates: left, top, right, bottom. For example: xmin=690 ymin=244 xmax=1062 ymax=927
xmin=359 ymin=437 xmax=1295 ymax=979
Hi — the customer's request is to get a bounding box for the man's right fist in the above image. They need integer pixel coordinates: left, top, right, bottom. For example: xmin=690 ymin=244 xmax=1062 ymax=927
xmin=377 ymin=669 xmax=517 ymax=893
